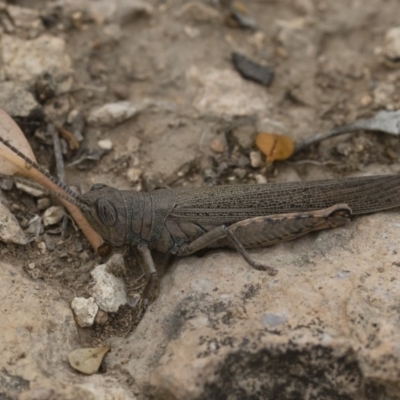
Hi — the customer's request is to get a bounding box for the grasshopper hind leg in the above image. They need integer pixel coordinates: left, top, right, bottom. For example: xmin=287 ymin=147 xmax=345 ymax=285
xmin=175 ymin=204 xmax=352 ymax=274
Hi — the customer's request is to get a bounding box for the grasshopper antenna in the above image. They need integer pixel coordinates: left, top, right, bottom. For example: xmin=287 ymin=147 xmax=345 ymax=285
xmin=0 ymin=174 xmax=87 ymax=209
xmin=0 ymin=136 xmax=86 ymax=208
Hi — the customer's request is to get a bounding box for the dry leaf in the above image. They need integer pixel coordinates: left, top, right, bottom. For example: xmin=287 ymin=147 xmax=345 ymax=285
xmin=256 ymin=132 xmax=294 ymax=162
xmin=0 ymin=107 xmax=104 ymax=252
xmin=68 ymin=347 xmax=110 ymax=375
xmin=0 ymin=107 xmax=36 ymax=176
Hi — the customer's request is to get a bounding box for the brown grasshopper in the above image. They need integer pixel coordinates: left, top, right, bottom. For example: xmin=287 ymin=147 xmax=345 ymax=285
xmin=1 ymin=136 xmax=400 ymax=292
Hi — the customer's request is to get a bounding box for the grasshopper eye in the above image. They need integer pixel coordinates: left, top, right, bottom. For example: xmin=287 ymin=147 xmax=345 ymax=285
xmin=95 ymin=198 xmax=117 ymax=227
xmin=90 ymin=183 xmax=108 ymax=191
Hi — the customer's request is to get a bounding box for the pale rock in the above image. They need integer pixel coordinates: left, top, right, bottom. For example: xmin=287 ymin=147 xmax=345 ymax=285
xmin=97 ymin=138 xmax=113 ymax=150
xmin=1 ymin=34 xmax=72 ymax=86
xmin=37 ymin=197 xmax=51 ymax=211
xmin=37 ymin=241 xmax=46 ymax=255
xmin=61 ymin=0 xmax=152 ymax=25
xmin=126 ymin=167 xmax=142 ymax=183
xmin=254 ymin=174 xmax=267 ymax=184
xmin=43 ymin=206 xmax=64 ymax=226
xmin=383 ymin=27 xmax=400 ymax=67
xmin=107 ymin=212 xmax=400 ymax=399
xmin=71 ymin=297 xmax=99 ymax=328
xmin=7 ymin=4 xmax=45 ymax=35
xmin=0 ymin=82 xmax=42 ymax=118
xmin=16 ymin=182 xmax=44 ymax=197
xmin=186 ymin=66 xmax=271 ymax=117
xmin=0 ymin=261 xmax=134 ymax=398
xmin=373 ymin=82 xmax=395 ymax=107
xmin=87 ymin=101 xmax=137 ymax=127
xmin=90 ymin=257 xmax=127 ymax=312
xmin=115 ymin=0 xmax=153 ymax=25
xmin=0 ymin=202 xmax=27 ymax=244
xmin=250 ymin=151 xmax=263 ymax=168
xmin=94 ymin=309 xmax=109 ymax=325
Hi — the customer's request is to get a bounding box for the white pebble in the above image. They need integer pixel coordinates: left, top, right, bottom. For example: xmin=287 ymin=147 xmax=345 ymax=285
xmin=87 ymin=101 xmax=136 ymax=127
xmin=255 ymin=174 xmax=267 ymax=184
xmin=90 ymin=255 xmax=127 ymax=313
xmin=98 ymin=139 xmax=113 ymax=150
xmin=126 ymin=167 xmax=142 ymax=183
xmin=71 ymin=297 xmax=99 ymax=328
xmin=250 ymin=151 xmax=263 ymax=168
xmin=43 ymin=206 xmax=64 ymax=226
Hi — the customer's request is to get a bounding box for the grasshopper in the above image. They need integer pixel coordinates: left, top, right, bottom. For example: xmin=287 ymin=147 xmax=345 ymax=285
xmin=1 ymin=136 xmax=400 ymax=295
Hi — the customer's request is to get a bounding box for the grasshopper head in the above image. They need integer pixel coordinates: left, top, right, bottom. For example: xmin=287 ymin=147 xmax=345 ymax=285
xmin=80 ymin=184 xmax=127 ymax=247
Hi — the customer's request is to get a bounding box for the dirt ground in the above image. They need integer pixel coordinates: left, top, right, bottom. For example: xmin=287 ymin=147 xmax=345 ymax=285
xmin=2 ymin=0 xmax=400 ymax=397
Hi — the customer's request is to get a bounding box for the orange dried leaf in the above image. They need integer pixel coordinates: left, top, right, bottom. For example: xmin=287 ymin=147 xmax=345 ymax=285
xmin=256 ymin=132 xmax=294 ymax=162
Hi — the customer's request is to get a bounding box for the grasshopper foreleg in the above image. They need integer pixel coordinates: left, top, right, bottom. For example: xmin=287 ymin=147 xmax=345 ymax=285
xmin=174 ymin=204 xmax=352 ymax=274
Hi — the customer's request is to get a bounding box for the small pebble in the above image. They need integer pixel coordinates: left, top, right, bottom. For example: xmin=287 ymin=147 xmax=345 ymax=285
xmin=250 ymin=151 xmax=263 ymax=168
xmin=255 ymin=174 xmax=267 ymax=184
xmin=28 ymin=262 xmax=35 ymax=270
xmin=383 ymin=27 xmax=400 ymax=68
xmin=43 ymin=206 xmax=64 ymax=226
xmin=210 ymin=138 xmax=225 ymax=153
xmin=360 ymin=94 xmax=373 ymax=107
xmin=94 ymin=309 xmax=109 ymax=325
xmin=37 ymin=241 xmax=47 ymax=255
xmin=87 ymin=101 xmax=137 ymax=127
xmin=126 ymin=167 xmax=142 ymax=183
xmin=37 ymin=197 xmax=51 ymax=211
xmin=71 ymin=297 xmax=99 ymax=328
xmin=98 ymin=139 xmax=113 ymax=150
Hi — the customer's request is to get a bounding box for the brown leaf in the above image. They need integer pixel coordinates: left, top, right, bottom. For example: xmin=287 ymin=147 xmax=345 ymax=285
xmin=256 ymin=132 xmax=294 ymax=162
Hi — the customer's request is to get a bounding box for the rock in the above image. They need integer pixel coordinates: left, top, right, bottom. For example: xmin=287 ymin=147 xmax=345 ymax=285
xmin=71 ymin=297 xmax=99 ymax=328
xmin=97 ymin=139 xmax=113 ymax=150
xmin=186 ymin=66 xmax=271 ymax=117
xmin=383 ymin=27 xmax=400 ymax=68
xmin=126 ymin=167 xmax=142 ymax=183
xmin=0 ymin=82 xmax=42 ymax=118
xmin=209 ymin=137 xmax=225 ymax=153
xmin=1 ymin=34 xmax=72 ymax=88
xmin=115 ymin=0 xmax=153 ymax=25
xmin=0 ymin=202 xmax=27 ymax=245
xmin=7 ymin=4 xmax=45 ymax=36
xmin=15 ymin=182 xmax=44 ymax=197
xmin=87 ymin=101 xmax=137 ymax=127
xmin=94 ymin=309 xmax=109 ymax=325
xmin=0 ymin=261 xmax=134 ymax=399
xmin=37 ymin=197 xmax=51 ymax=211
xmin=231 ymin=52 xmax=274 ymax=87
xmin=106 ymin=211 xmax=400 ymax=399
xmin=90 ymin=256 xmax=127 ymax=312
xmin=43 ymin=206 xmax=64 ymax=226
xmin=250 ymin=151 xmax=263 ymax=168
xmin=254 ymin=173 xmax=267 ymax=184
xmin=373 ymin=82 xmax=395 ymax=107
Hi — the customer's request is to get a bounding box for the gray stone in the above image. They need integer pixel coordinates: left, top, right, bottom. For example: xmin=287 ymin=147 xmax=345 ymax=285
xmin=0 ymin=82 xmax=42 ymax=118
xmin=0 ymin=202 xmax=27 ymax=244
